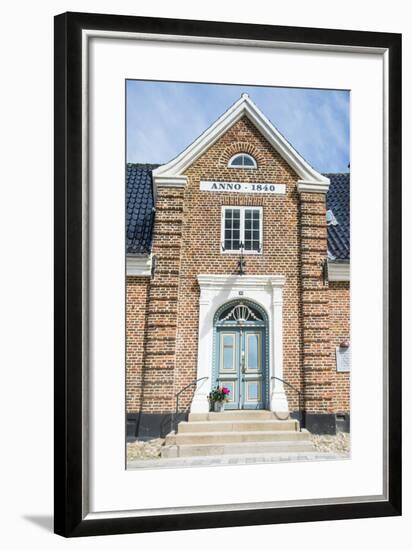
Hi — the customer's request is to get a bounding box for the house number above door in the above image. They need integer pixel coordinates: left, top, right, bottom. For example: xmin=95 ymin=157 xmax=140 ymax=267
xmin=200 ymin=180 xmax=286 ymax=194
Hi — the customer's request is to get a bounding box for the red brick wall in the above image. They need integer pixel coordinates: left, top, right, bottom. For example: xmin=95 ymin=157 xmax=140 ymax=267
xmin=138 ymin=187 xmax=185 ymax=413
xmin=125 ymin=115 xmax=350 ymax=421
xmin=126 ymin=276 xmax=150 ymax=412
xmin=328 ymin=281 xmax=350 ymax=412
xmin=299 ymin=192 xmax=335 ymax=414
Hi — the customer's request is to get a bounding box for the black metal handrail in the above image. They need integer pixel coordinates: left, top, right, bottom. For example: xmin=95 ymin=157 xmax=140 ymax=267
xmin=172 ymin=377 xmax=209 ymax=433
xmin=271 ymin=376 xmax=304 ymax=431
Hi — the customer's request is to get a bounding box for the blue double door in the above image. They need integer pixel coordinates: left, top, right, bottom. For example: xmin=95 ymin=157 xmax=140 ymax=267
xmin=216 ymin=327 xmax=266 ymax=409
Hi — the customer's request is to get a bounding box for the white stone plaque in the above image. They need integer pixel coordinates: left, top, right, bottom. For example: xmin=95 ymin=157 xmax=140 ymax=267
xmin=200 ymin=180 xmax=286 ymax=194
xmin=336 ymin=346 xmax=351 ymax=372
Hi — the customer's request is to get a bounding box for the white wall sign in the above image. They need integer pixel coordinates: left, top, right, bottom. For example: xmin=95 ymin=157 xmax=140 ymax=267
xmin=336 ymin=346 xmax=351 ymax=372
xmin=200 ymin=180 xmax=286 ymax=194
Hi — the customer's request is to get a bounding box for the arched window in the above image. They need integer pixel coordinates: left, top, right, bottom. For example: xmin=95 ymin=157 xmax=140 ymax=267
xmin=217 ymin=301 xmax=264 ymax=325
xmin=228 ymin=153 xmax=257 ymax=169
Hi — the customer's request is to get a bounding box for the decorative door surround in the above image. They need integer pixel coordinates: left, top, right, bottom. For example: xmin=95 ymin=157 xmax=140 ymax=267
xmin=191 ymin=274 xmax=288 ymax=413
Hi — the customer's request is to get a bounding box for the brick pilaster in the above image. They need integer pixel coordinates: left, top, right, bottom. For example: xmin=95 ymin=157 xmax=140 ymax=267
xmin=299 ymin=192 xmax=334 ymax=415
xmin=140 ymin=187 xmax=184 ymax=413
xmin=126 ymin=277 xmax=150 ymax=413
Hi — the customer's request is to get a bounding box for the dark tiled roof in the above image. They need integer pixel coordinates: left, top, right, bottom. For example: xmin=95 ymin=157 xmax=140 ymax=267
xmin=126 ymin=163 xmax=158 ymax=254
xmin=325 ymin=173 xmax=350 ymax=261
xmin=126 ymin=164 xmax=350 ymax=261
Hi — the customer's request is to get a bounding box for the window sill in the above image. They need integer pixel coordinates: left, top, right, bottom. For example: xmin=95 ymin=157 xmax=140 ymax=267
xmin=221 ymin=250 xmax=263 ymax=256
xmin=227 ymin=166 xmax=257 ymax=170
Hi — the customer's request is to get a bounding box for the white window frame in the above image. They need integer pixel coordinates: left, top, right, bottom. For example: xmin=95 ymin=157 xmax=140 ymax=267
xmin=326 ymin=209 xmax=339 ymax=226
xmin=228 ymin=153 xmax=257 ymax=169
xmin=221 ymin=206 xmax=263 ymax=255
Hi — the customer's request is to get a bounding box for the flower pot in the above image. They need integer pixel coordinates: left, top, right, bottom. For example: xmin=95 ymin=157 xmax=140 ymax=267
xmin=214 ymin=401 xmax=225 ymax=412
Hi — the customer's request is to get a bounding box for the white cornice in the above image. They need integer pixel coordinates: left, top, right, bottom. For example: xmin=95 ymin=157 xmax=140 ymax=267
xmin=297 ymin=180 xmax=330 ymax=194
xmin=198 ymin=274 xmax=285 ymax=290
xmin=154 ymin=175 xmax=187 ymax=188
xmin=152 ymin=94 xmax=329 ymax=195
xmin=328 ymin=262 xmax=350 ymax=282
xmin=126 ymin=255 xmax=152 ymax=277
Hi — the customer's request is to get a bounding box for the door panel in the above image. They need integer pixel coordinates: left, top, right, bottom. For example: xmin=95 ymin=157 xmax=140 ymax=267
xmin=217 ymin=327 xmax=265 ymax=409
xmin=241 ymin=329 xmax=264 ymax=409
xmin=217 ymin=330 xmax=240 ymax=408
xmin=245 ymin=332 xmax=261 ymax=371
xmin=220 ymin=333 xmax=236 ymax=372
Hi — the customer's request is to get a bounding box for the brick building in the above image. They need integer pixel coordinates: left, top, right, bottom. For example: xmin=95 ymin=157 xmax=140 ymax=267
xmin=126 ymin=94 xmax=350 ymax=439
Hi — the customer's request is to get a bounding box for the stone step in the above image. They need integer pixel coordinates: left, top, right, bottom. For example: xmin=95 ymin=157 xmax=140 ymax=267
xmin=166 ymin=429 xmax=311 ymax=446
xmin=188 ymin=410 xmax=287 ymax=422
xmin=178 ymin=419 xmax=299 ymax=433
xmin=162 ymin=440 xmax=315 ymax=458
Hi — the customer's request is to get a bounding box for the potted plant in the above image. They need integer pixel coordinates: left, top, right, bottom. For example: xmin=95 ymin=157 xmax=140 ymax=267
xmin=208 ymin=386 xmax=230 ymax=412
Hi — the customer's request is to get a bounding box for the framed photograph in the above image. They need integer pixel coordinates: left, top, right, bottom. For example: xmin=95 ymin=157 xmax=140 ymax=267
xmin=54 ymin=12 xmax=401 ymax=537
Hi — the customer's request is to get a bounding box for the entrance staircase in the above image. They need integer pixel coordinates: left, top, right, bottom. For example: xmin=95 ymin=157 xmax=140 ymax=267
xmin=161 ymin=410 xmax=315 ymax=458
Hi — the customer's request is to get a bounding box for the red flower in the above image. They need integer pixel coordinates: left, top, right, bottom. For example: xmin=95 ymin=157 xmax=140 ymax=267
xmin=222 ymin=387 xmax=230 ymax=395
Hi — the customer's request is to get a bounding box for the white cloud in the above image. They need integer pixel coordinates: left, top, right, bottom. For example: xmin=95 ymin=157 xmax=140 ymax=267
xmin=126 ymin=81 xmax=349 ymax=172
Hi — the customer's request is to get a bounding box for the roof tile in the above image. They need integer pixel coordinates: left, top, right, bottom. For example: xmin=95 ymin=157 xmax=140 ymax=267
xmin=126 ymin=163 xmax=158 ymax=254
xmin=324 ymin=173 xmax=350 ymax=261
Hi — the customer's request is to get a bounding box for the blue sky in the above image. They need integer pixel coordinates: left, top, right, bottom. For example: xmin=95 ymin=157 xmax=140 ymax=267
xmin=126 ymin=81 xmax=350 ymax=173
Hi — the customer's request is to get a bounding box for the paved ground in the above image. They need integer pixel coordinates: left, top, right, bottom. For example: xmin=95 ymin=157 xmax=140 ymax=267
xmin=126 ymin=433 xmax=350 ymax=469
xmin=311 ymin=432 xmax=350 ymax=453
xmin=127 ymin=450 xmax=349 ymax=470
xmin=127 ymin=437 xmax=165 ymax=461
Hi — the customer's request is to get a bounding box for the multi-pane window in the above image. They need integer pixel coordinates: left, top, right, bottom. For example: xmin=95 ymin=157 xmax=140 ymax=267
xmin=222 ymin=206 xmax=262 ymax=253
xmin=244 ymin=209 xmax=261 ymax=251
xmin=223 ymin=208 xmax=241 ymax=250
